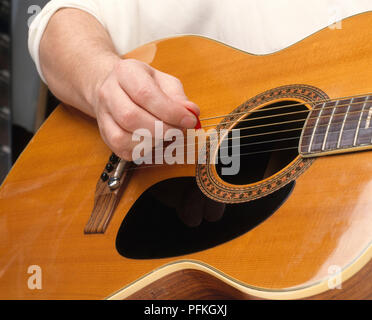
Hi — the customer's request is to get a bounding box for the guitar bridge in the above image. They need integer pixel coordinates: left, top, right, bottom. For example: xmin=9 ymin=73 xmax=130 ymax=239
xmin=84 ymin=154 xmax=133 ymax=234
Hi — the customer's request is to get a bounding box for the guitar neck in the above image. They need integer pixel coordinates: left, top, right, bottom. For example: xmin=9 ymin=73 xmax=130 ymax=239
xmin=300 ymin=94 xmax=372 ymax=157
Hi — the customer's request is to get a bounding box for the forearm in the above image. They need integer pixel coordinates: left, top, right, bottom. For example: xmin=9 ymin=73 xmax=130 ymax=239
xmin=39 ymin=8 xmax=120 ymax=117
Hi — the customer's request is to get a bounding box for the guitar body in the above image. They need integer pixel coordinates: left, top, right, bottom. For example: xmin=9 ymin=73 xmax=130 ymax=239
xmin=1 ymin=12 xmax=372 ymax=299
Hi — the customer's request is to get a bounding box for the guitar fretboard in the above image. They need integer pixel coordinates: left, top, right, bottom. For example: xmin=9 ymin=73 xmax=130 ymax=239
xmin=300 ymin=95 xmax=372 ymax=157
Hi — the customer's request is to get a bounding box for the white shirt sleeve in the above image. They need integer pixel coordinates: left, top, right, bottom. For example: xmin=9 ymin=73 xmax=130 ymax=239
xmin=28 ymin=0 xmax=105 ymax=83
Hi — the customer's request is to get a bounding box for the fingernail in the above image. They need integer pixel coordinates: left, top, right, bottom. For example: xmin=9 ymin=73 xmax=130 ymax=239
xmin=180 ymin=115 xmax=197 ymax=128
xmin=186 ymin=107 xmax=202 ymax=129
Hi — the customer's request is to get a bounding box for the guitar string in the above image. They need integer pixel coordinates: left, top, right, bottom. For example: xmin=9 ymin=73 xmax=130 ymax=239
xmin=144 ymin=99 xmax=371 ymax=153
xmin=201 ymin=100 xmax=371 ymax=129
xmin=198 ymin=92 xmax=372 ymax=121
xmin=149 ymin=109 xmax=371 ymax=153
xmin=116 ymin=126 xmax=370 ymax=174
xmin=150 ymin=123 xmax=363 ymax=156
xmin=115 ymin=145 xmax=318 ymax=174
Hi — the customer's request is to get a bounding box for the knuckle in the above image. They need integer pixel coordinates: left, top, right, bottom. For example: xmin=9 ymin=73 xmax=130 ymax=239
xmin=134 ymin=83 xmax=152 ymax=100
xmin=121 ymin=108 xmax=136 ymax=125
xmin=122 ymin=58 xmax=138 ymax=66
xmin=127 ymin=58 xmax=149 ymax=71
xmin=97 ymin=85 xmax=109 ymax=103
xmin=113 ymin=60 xmax=131 ymax=77
xmin=119 ymin=58 xmax=142 ymax=72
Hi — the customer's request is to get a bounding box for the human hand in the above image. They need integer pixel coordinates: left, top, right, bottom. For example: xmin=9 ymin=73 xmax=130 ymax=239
xmin=93 ymin=58 xmax=200 ymax=161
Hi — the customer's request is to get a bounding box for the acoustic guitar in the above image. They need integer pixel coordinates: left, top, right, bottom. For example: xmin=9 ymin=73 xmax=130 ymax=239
xmin=1 ymin=12 xmax=372 ymax=300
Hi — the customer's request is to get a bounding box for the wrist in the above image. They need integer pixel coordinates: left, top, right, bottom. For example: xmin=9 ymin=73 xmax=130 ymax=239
xmin=84 ymin=52 xmax=121 ymax=117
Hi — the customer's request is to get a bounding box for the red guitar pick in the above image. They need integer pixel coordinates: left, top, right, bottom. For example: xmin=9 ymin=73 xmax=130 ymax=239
xmin=186 ymin=107 xmax=201 ymax=129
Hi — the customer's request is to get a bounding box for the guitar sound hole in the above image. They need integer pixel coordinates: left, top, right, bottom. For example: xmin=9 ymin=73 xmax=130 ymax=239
xmin=215 ymin=100 xmax=308 ymax=185
xmin=116 ymin=177 xmax=294 ymax=259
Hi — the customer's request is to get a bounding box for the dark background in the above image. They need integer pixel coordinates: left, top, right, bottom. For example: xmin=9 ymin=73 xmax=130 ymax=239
xmin=0 ymin=0 xmax=59 ymax=184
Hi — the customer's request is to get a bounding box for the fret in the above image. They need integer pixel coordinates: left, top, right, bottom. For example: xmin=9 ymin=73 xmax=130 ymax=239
xmin=356 ymin=96 xmax=372 ymax=146
xmin=337 ymin=98 xmax=352 ymax=149
xmin=340 ymin=96 xmax=371 ymax=148
xmin=324 ymin=99 xmax=349 ymax=151
xmin=310 ymin=101 xmax=338 ymax=153
xmin=353 ymin=96 xmax=368 ymax=146
xmin=366 ymin=107 xmax=372 ymax=129
xmin=321 ymin=101 xmax=338 ymax=151
xmin=300 ymin=95 xmax=372 ymax=158
xmin=307 ymin=102 xmax=325 ymax=153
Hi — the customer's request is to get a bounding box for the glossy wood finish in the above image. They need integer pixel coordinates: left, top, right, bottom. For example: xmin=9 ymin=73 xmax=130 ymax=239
xmin=123 ymin=261 xmax=372 ymax=300
xmin=1 ymin=12 xmax=372 ymax=299
xmin=126 ymin=269 xmax=252 ymax=300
